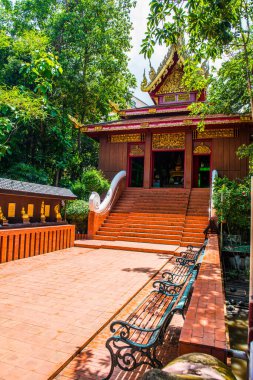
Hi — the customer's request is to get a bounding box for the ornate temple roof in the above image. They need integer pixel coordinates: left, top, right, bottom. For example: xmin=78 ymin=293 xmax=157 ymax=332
xmin=80 ymin=114 xmax=251 ymax=135
xmin=141 ymin=45 xmax=185 ymax=94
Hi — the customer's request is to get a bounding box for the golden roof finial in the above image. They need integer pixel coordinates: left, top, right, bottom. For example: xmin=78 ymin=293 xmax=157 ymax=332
xmin=149 ymin=62 xmax=156 ymax=81
xmin=109 ymin=100 xmax=120 ymax=114
xmin=68 ymin=114 xmax=83 ymax=129
xmin=141 ymin=69 xmax=148 ymax=91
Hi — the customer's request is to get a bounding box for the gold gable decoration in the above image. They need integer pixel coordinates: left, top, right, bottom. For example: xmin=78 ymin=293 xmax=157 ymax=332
xmin=152 ymin=133 xmax=185 ymax=150
xmin=157 ymin=63 xmax=186 ymax=95
xmin=194 ymin=143 xmax=211 ymax=154
xmin=141 ymin=44 xmax=186 ymax=93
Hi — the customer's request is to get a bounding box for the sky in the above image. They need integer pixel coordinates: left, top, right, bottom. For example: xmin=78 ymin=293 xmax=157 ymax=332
xmin=128 ymin=0 xmax=167 ymax=105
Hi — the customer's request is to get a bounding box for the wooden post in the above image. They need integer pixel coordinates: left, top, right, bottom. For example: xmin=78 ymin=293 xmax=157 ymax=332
xmin=144 ymin=132 xmax=152 ymax=188
xmin=184 ymin=131 xmax=193 ymax=188
xmin=249 ymin=176 xmax=253 ymax=345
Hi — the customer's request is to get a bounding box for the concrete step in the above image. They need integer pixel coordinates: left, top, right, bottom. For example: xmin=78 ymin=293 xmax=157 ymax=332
xmin=118 ymin=236 xmax=181 ymax=245
xmin=94 ymin=235 xmax=116 ymax=241
xmin=120 ymin=232 xmax=181 ymax=239
xmin=122 ymin=225 xmax=184 ymax=232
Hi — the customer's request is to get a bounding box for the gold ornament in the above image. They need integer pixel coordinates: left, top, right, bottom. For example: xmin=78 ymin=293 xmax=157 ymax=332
xmin=129 ymin=144 xmax=145 ymax=156
xmin=157 ymin=63 xmax=186 ymax=95
xmin=193 ymin=143 xmax=211 ymax=154
xmin=110 ymin=134 xmax=143 ymax=143
xmin=54 ymin=204 xmax=62 ymax=222
xmin=141 ymin=70 xmax=148 ymax=91
xmin=152 ymin=133 xmax=185 ymax=150
xmin=149 ymin=65 xmax=156 ymax=81
xmin=196 ymin=128 xmax=234 ymax=139
xmin=21 ymin=207 xmax=30 ymax=224
xmin=0 ymin=206 xmax=8 ymax=225
xmin=40 ymin=201 xmax=46 ymax=223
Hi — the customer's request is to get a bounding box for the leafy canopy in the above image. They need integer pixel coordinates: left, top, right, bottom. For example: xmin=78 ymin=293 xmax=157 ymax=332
xmin=0 ymin=0 xmax=136 ymax=189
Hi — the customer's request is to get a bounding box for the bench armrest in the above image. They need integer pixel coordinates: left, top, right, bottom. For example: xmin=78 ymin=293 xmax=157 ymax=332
xmin=175 ymin=257 xmax=196 ymax=265
xmin=161 ymin=271 xmax=189 ymax=285
xmin=153 ymin=280 xmax=183 ymax=295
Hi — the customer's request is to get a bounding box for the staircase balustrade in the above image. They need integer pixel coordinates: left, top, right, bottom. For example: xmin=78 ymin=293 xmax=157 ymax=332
xmin=210 ymin=169 xmax=218 ymax=219
xmin=87 ymin=170 xmax=126 ymax=239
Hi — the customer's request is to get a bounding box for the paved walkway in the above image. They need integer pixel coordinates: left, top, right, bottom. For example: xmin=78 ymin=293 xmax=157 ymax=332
xmin=54 ymin=262 xmax=183 ymax=380
xmin=0 ymin=247 xmax=172 ymax=379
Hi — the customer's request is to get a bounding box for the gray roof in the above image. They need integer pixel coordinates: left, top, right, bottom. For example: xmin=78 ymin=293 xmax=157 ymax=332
xmin=0 ymin=178 xmax=77 ymax=199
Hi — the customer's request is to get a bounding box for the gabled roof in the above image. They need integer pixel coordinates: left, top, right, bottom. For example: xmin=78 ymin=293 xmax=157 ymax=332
xmin=141 ymin=44 xmax=185 ymax=93
xmin=0 ymin=178 xmax=77 ymax=199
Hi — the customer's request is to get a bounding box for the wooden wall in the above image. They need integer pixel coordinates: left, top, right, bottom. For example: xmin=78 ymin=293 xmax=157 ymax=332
xmin=98 ymin=135 xmax=128 ymax=180
xmin=212 ymin=128 xmax=249 ymax=179
xmin=0 ymin=194 xmax=62 ymax=223
xmin=98 ymin=126 xmax=250 ymax=185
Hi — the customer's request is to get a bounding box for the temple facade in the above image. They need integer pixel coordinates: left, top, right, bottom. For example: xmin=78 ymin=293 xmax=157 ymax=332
xmin=80 ymin=46 xmax=251 ymax=188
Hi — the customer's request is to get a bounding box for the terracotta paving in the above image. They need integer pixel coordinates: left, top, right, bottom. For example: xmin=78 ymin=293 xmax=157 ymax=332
xmin=0 ymin=246 xmax=173 ymax=379
xmin=54 ymin=260 xmax=184 ymax=380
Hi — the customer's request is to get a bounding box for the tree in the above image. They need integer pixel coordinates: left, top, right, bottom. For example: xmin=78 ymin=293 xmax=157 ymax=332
xmin=0 ymin=0 xmax=136 ymax=185
xmin=141 ymin=0 xmax=253 ymax=118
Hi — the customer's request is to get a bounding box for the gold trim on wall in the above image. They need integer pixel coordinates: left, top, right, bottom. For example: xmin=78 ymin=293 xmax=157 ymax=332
xmin=152 ymin=133 xmax=185 ymax=150
xmin=110 ymin=133 xmax=144 ymax=143
xmin=193 ymin=128 xmax=235 ymax=139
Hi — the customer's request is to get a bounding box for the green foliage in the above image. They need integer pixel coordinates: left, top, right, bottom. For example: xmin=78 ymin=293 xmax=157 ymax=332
xmin=3 ymin=162 xmax=50 ymax=183
xmin=0 ymin=0 xmax=135 ymax=186
xmin=65 ymin=199 xmax=89 ymax=233
xmin=71 ymin=168 xmax=110 ymax=200
xmin=237 ymin=143 xmax=253 ymax=175
xmin=142 ymin=0 xmax=253 ymax=121
xmin=212 ymin=176 xmax=250 ymax=235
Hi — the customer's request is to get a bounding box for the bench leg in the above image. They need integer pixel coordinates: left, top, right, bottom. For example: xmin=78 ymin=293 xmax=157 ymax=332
xmin=103 ymin=337 xmax=163 ymax=379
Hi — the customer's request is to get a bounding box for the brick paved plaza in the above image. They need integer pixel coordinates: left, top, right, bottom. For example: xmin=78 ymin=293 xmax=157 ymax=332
xmin=0 ymin=247 xmax=175 ymax=379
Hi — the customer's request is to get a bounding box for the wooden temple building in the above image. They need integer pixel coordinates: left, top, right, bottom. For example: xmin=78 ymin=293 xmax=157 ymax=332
xmin=80 ymin=46 xmax=251 ymax=188
xmin=78 ymin=46 xmax=252 ymax=247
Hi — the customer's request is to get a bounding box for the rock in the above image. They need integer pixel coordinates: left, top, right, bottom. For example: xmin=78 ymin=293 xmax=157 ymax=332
xmin=161 ymin=353 xmax=236 ymax=380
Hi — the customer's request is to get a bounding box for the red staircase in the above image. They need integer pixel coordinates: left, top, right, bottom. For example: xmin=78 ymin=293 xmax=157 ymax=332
xmin=181 ymin=188 xmax=209 ymax=247
xmin=93 ymin=188 xmax=210 ymax=247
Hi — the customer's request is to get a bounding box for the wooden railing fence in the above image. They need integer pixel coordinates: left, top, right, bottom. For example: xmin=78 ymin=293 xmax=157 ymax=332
xmin=0 ymin=225 xmax=75 ymax=263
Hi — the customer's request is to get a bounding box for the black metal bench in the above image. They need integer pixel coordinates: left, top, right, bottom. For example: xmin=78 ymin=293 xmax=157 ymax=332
xmin=103 ymin=270 xmax=198 ymax=379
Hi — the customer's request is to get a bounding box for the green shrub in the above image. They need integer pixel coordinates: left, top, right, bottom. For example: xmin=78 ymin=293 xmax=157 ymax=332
xmin=71 ymin=180 xmax=86 ymax=200
xmin=213 ymin=176 xmax=250 ymax=237
xmin=71 ymin=168 xmax=110 ymax=200
xmin=65 ymin=200 xmax=89 ymax=233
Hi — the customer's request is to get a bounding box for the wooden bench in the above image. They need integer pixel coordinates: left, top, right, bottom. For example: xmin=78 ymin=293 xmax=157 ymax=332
xmin=103 ymin=270 xmax=198 ymax=379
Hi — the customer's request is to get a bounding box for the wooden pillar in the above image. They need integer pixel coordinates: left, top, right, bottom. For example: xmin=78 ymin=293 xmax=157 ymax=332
xmin=184 ymin=131 xmax=193 ymax=189
xmin=144 ymin=132 xmax=152 ymax=188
